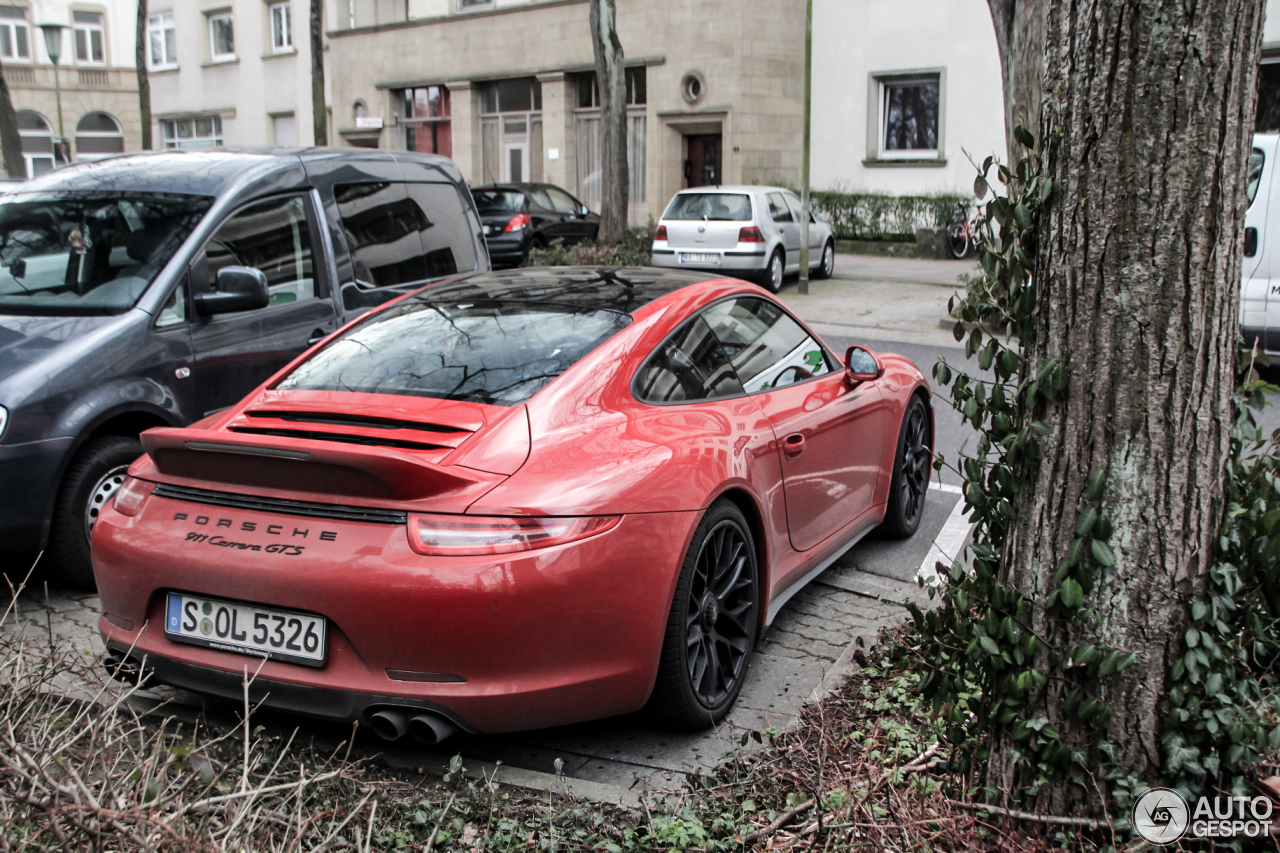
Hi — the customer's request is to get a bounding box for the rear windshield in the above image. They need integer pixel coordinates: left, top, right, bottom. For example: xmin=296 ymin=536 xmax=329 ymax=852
xmin=663 ymin=193 xmax=753 ymax=221
xmin=473 ymin=190 xmax=525 ymax=214
xmin=0 ymin=192 xmax=212 ymax=316
xmin=276 ymin=299 xmax=632 ymax=406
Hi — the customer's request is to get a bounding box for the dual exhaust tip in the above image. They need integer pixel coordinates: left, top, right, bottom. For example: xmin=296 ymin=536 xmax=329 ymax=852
xmin=368 ymin=707 xmax=459 ymax=746
xmin=104 ymin=652 xmax=458 ymax=746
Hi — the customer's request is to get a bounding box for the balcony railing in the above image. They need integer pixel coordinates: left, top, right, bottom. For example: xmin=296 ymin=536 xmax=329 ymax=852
xmin=1 ymin=64 xmax=134 ymax=91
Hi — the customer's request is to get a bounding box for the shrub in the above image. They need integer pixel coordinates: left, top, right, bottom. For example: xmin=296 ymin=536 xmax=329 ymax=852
xmin=811 ymin=191 xmax=968 ymax=242
xmin=523 ymin=222 xmax=656 ymax=268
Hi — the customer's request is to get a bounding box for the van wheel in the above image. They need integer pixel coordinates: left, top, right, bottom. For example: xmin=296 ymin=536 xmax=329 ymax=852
xmin=758 ymin=249 xmax=785 ymax=293
xmin=47 ymin=436 xmax=143 ymax=590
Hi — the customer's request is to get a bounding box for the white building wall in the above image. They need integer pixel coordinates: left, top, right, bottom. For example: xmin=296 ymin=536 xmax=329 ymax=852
xmin=811 ymin=0 xmax=1008 ymax=196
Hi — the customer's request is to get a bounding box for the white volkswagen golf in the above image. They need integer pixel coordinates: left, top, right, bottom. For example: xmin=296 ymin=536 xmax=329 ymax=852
xmin=650 ymin=186 xmax=836 ymax=292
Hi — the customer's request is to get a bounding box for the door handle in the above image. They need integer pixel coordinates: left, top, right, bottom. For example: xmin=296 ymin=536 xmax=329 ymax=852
xmin=307 ymin=328 xmax=327 ymax=346
xmin=783 ymin=433 xmax=806 ymax=459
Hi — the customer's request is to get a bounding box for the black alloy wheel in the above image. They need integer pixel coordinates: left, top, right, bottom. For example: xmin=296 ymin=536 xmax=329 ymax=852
xmin=649 ymin=500 xmax=758 ymax=729
xmin=880 ymin=395 xmax=931 ymax=538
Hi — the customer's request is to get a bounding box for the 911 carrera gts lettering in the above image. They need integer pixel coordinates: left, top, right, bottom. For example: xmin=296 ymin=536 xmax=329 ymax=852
xmin=184 ymin=531 xmax=305 ymax=555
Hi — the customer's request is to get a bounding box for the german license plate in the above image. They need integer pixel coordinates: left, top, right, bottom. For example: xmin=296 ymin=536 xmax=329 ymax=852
xmin=165 ymin=593 xmax=326 ymax=667
xmin=680 ymin=252 xmax=720 ymax=264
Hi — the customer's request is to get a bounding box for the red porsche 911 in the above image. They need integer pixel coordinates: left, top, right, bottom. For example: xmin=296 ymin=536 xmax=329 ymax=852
xmin=92 ymin=267 xmax=932 ymax=744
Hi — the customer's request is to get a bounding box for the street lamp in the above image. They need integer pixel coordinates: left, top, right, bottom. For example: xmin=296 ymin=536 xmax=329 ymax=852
xmin=37 ymin=23 xmax=67 ymax=163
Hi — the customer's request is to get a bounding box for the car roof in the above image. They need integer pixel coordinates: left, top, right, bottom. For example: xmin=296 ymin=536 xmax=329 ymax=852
xmin=9 ymin=148 xmax=456 ymax=198
xmin=673 ymin=185 xmax=782 ymax=195
xmin=410 ymin=266 xmax=721 ymax=315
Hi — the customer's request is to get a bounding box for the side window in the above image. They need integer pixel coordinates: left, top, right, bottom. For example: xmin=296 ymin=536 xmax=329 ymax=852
xmin=155 ymin=279 xmax=187 ymax=328
xmin=784 ymin=193 xmax=804 ymax=222
xmin=1248 ymin=147 xmax=1265 ymax=208
xmin=702 ymin=297 xmax=832 ymax=393
xmin=634 ymin=317 xmax=745 ymax=403
xmin=404 ymin=182 xmax=478 ymax=276
xmin=546 ymin=187 xmax=581 ymax=215
xmin=206 ymin=195 xmax=316 ymax=306
xmin=525 ymin=187 xmax=554 ymax=210
xmin=768 ymin=192 xmax=793 ymax=223
xmin=335 ymin=182 xmax=431 ymax=287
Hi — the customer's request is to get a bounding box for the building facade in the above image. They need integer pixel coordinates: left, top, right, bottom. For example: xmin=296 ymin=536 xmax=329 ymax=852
xmin=144 ymin=0 xmax=334 ymax=150
xmin=326 ymin=0 xmax=806 ymax=224
xmin=0 ymin=0 xmax=139 ymax=177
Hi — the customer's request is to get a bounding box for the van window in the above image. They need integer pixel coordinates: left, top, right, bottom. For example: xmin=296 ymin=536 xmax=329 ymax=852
xmin=335 ymin=182 xmax=433 ymax=287
xmin=205 ymin=195 xmax=317 ymax=306
xmin=404 ymin=182 xmax=477 ymax=275
xmin=1248 ymin=148 xmax=1265 ymax=208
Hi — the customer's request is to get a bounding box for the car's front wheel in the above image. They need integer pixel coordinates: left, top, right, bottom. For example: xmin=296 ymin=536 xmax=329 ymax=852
xmin=649 ymin=500 xmax=758 ymax=730
xmin=758 ymin=249 xmax=785 ymax=293
xmin=47 ymin=435 xmax=143 ymax=590
xmin=879 ymin=395 xmax=931 ymax=538
xmin=813 ymin=240 xmax=835 ymax=279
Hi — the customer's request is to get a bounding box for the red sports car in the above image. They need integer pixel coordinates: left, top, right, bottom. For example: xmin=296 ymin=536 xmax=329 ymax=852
xmin=92 ymin=267 xmax=932 ymax=744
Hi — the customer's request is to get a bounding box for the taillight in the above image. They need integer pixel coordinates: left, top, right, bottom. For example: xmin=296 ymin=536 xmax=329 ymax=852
xmin=504 ymin=213 xmax=532 ymax=233
xmin=738 ymin=226 xmax=765 ymax=243
xmin=113 ymin=477 xmax=155 ymax=517
xmin=407 ymin=513 xmax=621 ymax=556
xmin=655 ymin=225 xmax=668 ymax=241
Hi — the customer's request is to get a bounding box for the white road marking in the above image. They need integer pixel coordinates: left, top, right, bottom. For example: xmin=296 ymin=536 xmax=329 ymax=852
xmin=918 ymin=484 xmax=972 ymax=586
xmin=928 ymin=480 xmax=963 ymax=495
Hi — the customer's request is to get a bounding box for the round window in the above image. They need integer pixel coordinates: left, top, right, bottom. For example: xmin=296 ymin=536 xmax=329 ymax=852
xmin=681 ymin=73 xmax=704 ymax=105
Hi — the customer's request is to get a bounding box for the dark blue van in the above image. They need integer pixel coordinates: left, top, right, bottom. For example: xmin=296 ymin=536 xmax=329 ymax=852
xmin=0 ymin=149 xmax=488 ymax=587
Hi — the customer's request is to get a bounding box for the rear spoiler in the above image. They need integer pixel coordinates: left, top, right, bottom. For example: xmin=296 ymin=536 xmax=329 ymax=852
xmin=137 ymin=427 xmax=506 ymax=513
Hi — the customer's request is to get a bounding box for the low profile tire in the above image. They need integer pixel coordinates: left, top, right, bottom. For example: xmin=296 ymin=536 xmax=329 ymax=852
xmin=758 ymin=249 xmax=785 ymax=293
xmin=649 ymin=500 xmax=759 ymax=730
xmin=880 ymin=395 xmax=931 ymax=539
xmin=47 ymin=435 xmax=142 ymax=590
xmin=813 ymin=240 xmax=836 ymax=280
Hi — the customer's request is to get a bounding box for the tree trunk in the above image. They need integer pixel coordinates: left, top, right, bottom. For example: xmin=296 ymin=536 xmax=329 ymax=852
xmin=311 ymin=0 xmax=327 ymax=146
xmin=986 ymin=0 xmax=1047 ymax=167
xmin=0 ymin=57 xmax=24 ymax=179
xmin=136 ymin=0 xmax=151 ymax=150
xmin=987 ymin=0 xmax=1264 ymax=813
xmin=589 ymin=0 xmax=628 ymax=244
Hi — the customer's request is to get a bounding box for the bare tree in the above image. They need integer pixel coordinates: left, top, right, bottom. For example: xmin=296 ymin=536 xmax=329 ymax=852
xmin=0 ymin=57 xmax=24 ymax=179
xmin=135 ymin=0 xmax=151 ymax=150
xmin=589 ymin=0 xmax=627 ymax=244
xmin=311 ymin=0 xmax=327 ymax=146
xmin=986 ymin=0 xmax=1263 ymax=812
xmin=986 ymin=0 xmax=1046 ymax=167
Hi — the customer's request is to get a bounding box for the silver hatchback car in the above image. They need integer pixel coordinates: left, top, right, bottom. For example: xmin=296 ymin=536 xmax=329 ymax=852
xmin=651 ymin=186 xmax=836 ymax=292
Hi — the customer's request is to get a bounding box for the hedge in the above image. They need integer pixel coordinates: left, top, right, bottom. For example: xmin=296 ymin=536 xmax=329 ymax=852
xmin=811 ymin=191 xmax=969 ymax=242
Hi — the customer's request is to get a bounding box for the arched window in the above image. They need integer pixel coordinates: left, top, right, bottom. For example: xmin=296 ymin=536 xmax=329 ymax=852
xmin=75 ymin=111 xmax=124 ymax=161
xmin=16 ymin=110 xmax=53 ymax=177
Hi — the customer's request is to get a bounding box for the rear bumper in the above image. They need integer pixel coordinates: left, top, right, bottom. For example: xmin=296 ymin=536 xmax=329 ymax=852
xmin=483 ymin=233 xmax=531 ymax=264
xmin=93 ymin=489 xmax=700 ymax=733
xmin=651 ymin=248 xmax=768 ymax=275
xmin=0 ymin=436 xmax=73 ymax=562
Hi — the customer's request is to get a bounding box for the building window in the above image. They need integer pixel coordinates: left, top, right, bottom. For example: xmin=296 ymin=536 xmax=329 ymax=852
xmin=269 ymin=2 xmax=291 ymax=52
xmin=16 ymin=110 xmax=52 ymax=176
xmin=479 ymin=78 xmax=542 ymax=184
xmin=163 ymin=115 xmax=223 ymax=149
xmin=874 ymin=72 xmax=941 ymax=160
xmin=401 ymin=85 xmax=451 ymax=158
xmin=75 ymin=111 xmax=123 ymax=160
xmin=0 ymin=6 xmax=30 ymax=63
xmin=573 ymin=68 xmax=646 ymax=212
xmin=272 ymin=113 xmax=296 ymax=146
xmin=457 ymin=0 xmax=492 ymax=10
xmin=73 ymin=11 xmax=105 ymax=65
xmin=208 ymin=12 xmax=234 ymax=61
xmin=147 ymin=11 xmax=176 ymax=69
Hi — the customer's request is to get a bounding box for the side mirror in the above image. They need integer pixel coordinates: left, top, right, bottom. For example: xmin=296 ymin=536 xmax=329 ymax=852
xmin=844 ymin=345 xmax=883 ymax=385
xmin=194 ymin=266 xmax=270 ymax=316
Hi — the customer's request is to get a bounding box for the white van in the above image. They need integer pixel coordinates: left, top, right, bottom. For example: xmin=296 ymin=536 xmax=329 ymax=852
xmin=1242 ymin=134 xmax=1275 ymax=351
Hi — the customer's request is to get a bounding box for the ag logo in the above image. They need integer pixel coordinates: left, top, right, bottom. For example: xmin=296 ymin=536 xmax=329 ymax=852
xmin=1133 ymin=787 xmax=1189 ymax=843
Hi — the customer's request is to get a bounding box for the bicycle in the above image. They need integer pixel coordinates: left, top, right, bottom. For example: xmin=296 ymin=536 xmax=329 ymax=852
xmin=946 ymin=200 xmax=995 ymax=259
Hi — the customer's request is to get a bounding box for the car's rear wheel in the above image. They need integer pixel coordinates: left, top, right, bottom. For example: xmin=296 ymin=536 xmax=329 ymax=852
xmin=813 ymin=240 xmax=835 ymax=279
xmin=47 ymin=435 xmax=143 ymax=590
xmin=758 ymin=249 xmax=785 ymax=293
xmin=649 ymin=500 xmax=758 ymax=730
xmin=880 ymin=395 xmax=931 ymax=538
